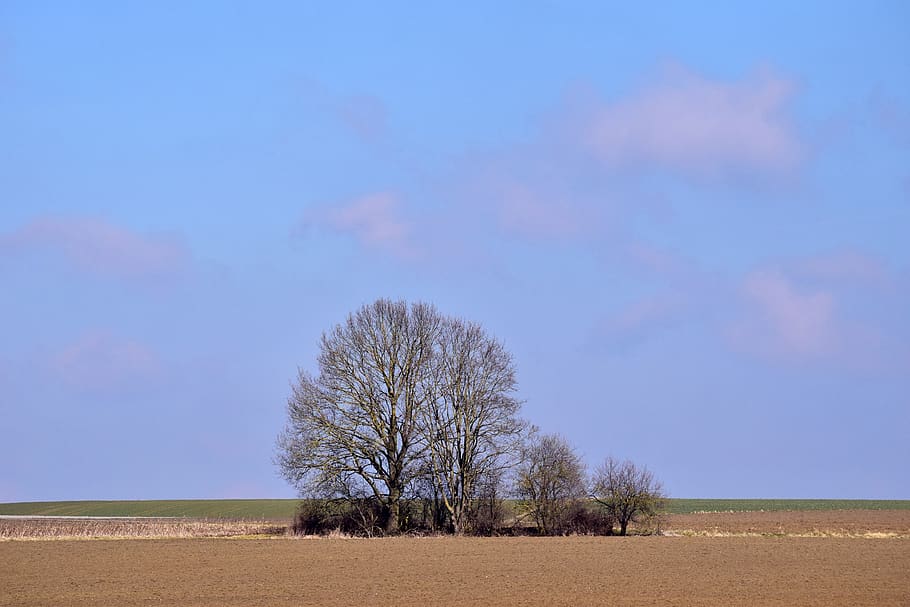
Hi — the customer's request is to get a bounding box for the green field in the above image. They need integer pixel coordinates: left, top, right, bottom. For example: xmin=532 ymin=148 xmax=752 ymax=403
xmin=1 ymin=498 xmax=908 ymax=519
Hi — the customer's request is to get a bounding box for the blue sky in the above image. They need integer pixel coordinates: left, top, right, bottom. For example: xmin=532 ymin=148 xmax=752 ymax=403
xmin=1 ymin=2 xmax=908 ymax=501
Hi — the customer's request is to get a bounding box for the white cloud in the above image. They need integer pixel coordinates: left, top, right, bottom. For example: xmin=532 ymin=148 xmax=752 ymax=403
xmin=49 ymin=330 xmax=163 ymax=394
xmin=0 ymin=216 xmax=189 ymax=281
xmin=579 ymin=65 xmax=803 ymax=179
xmin=322 ymin=192 xmax=417 ymax=259
xmin=733 ymin=269 xmax=836 ymax=359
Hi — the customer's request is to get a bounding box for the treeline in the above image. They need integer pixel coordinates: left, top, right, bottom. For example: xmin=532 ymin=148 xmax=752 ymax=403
xmin=277 ymin=299 xmax=663 ymax=537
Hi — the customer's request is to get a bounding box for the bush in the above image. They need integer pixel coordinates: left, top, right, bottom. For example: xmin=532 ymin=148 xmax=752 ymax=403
xmin=291 ymin=500 xmax=330 ymax=535
xmin=565 ymin=502 xmax=615 ymax=536
xmin=466 ymin=495 xmax=507 ymax=535
xmin=291 ymin=498 xmax=385 ymax=537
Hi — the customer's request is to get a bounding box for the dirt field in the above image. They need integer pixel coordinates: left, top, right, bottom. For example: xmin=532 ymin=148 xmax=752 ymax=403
xmin=2 ymin=534 xmax=908 ymax=606
xmin=665 ymin=508 xmax=910 ymax=537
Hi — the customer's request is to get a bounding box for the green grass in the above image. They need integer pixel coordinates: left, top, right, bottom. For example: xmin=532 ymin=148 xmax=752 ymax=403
xmin=1 ymin=498 xmax=907 ymax=519
xmin=0 ymin=499 xmax=300 ymax=519
xmin=664 ymin=499 xmax=910 ymax=514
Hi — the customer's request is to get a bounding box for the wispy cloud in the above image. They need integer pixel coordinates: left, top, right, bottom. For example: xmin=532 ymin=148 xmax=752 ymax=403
xmin=727 ymin=255 xmax=909 ymax=371
xmin=495 ymin=181 xmax=582 ymax=238
xmin=49 ymin=330 xmax=163 ymax=394
xmin=732 ymin=269 xmax=837 ymax=359
xmin=300 ymin=63 xmax=807 ymax=258
xmin=791 ymin=249 xmax=890 ymax=287
xmin=575 ymin=64 xmax=803 ymax=180
xmin=594 ymin=291 xmax=688 ymax=353
xmin=337 ymin=94 xmax=388 ymax=143
xmin=451 ymin=64 xmax=805 ymax=246
xmin=295 ymin=79 xmax=389 ymax=144
xmin=622 ymin=242 xmax=695 ymax=279
xmin=316 ymin=191 xmax=417 ymax=259
xmin=589 ymin=244 xmax=907 ymax=372
xmin=0 ymin=216 xmax=190 ymax=281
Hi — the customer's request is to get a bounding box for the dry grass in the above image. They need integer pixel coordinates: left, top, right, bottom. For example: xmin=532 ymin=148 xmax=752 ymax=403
xmin=0 ymin=517 xmax=287 ymax=541
xmin=664 ymin=530 xmax=905 ymax=538
xmin=4 ymin=509 xmax=908 ymax=542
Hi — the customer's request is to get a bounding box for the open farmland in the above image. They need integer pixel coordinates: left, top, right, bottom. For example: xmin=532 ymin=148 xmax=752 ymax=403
xmin=2 ymin=508 xmax=908 ymax=605
xmin=2 ymin=498 xmax=908 ymax=518
xmin=2 ymin=535 xmax=908 ymax=606
xmin=665 ymin=509 xmax=910 ymax=537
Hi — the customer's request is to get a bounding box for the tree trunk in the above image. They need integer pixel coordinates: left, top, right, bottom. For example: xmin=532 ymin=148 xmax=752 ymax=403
xmin=452 ymin=505 xmax=465 ymax=536
xmin=385 ymin=489 xmax=401 ymax=535
xmin=619 ymin=519 xmax=628 ymax=536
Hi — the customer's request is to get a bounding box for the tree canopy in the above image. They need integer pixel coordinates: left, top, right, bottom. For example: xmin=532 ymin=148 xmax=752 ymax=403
xmin=277 ymin=298 xmax=665 ymax=537
xmin=277 ymin=299 xmax=526 ymax=535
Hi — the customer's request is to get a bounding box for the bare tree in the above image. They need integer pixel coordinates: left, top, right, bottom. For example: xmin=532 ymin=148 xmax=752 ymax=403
xmin=276 ymin=299 xmax=440 ymax=534
xmin=516 ymin=434 xmax=586 ymax=535
xmin=421 ymin=318 xmax=527 ymax=534
xmin=466 ymin=467 xmax=508 ymax=535
xmin=591 ymin=457 xmax=665 ymax=536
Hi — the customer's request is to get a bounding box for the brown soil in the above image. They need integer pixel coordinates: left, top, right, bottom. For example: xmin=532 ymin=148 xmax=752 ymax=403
xmin=2 ymin=535 xmax=908 ymax=606
xmin=665 ymin=509 xmax=910 ymax=537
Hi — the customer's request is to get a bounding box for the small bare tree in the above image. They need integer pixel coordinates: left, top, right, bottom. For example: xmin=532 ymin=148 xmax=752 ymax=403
xmin=421 ymin=318 xmax=527 ymax=535
xmin=466 ymin=467 xmax=507 ymax=535
xmin=516 ymin=434 xmax=586 ymax=535
xmin=591 ymin=457 xmax=665 ymax=536
xmin=276 ymin=299 xmax=440 ymax=535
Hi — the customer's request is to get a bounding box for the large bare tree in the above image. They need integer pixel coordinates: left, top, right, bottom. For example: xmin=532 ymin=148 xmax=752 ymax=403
xmin=591 ymin=457 xmax=665 ymax=536
xmin=421 ymin=318 xmax=526 ymax=535
xmin=276 ymin=299 xmax=440 ymax=534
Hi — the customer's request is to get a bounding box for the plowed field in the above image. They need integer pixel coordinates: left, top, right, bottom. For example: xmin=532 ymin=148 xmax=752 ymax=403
xmin=665 ymin=508 xmax=910 ymax=537
xmin=3 ymin=534 xmax=908 ymax=606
